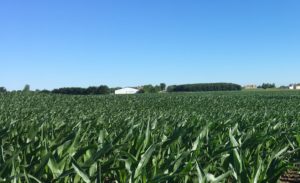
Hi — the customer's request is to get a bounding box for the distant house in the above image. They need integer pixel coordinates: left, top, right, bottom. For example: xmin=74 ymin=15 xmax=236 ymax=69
xmin=289 ymin=84 xmax=300 ymax=90
xmin=244 ymin=84 xmax=257 ymax=89
xmin=115 ymin=87 xmax=139 ymax=95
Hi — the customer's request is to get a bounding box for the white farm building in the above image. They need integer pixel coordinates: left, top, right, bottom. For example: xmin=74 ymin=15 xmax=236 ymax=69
xmin=115 ymin=88 xmax=139 ymax=95
xmin=243 ymin=84 xmax=257 ymax=89
xmin=289 ymin=84 xmax=300 ymax=90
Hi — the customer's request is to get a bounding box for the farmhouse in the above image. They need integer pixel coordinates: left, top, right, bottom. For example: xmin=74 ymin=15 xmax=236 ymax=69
xmin=289 ymin=84 xmax=300 ymax=90
xmin=244 ymin=84 xmax=257 ymax=89
xmin=115 ymin=87 xmax=139 ymax=94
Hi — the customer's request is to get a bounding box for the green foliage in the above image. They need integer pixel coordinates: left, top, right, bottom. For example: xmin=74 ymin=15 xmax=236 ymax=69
xmin=139 ymin=83 xmax=167 ymax=93
xmin=0 ymin=87 xmax=7 ymax=93
xmin=23 ymin=84 xmax=30 ymax=92
xmin=258 ymin=83 xmax=276 ymax=89
xmin=0 ymin=91 xmax=300 ymax=182
xmin=160 ymin=83 xmax=166 ymax=91
xmin=167 ymin=83 xmax=242 ymax=92
xmin=142 ymin=84 xmax=161 ymax=93
xmin=52 ymin=85 xmax=110 ymax=95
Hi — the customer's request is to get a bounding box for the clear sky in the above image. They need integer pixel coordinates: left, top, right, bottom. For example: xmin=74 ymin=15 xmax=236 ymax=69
xmin=0 ymin=0 xmax=299 ymax=90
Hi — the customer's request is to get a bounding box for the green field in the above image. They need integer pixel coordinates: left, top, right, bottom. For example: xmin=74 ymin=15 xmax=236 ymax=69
xmin=1 ymin=91 xmax=300 ymax=182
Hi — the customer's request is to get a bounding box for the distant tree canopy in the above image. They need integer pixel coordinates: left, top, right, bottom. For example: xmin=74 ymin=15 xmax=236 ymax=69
xmin=23 ymin=84 xmax=30 ymax=92
xmin=0 ymin=82 xmax=246 ymax=94
xmin=167 ymin=83 xmax=242 ymax=92
xmin=38 ymin=84 xmax=166 ymax=95
xmin=0 ymin=87 xmax=7 ymax=93
xmin=142 ymin=83 xmax=168 ymax=93
xmin=52 ymin=85 xmax=110 ymax=95
xmin=258 ymin=83 xmax=276 ymax=89
xmin=142 ymin=85 xmax=160 ymax=93
xmin=160 ymin=83 xmax=166 ymax=91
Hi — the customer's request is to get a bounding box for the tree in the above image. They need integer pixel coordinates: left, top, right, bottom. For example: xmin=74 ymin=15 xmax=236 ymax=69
xmin=0 ymin=87 xmax=7 ymax=93
xmin=52 ymin=87 xmax=86 ymax=95
xmin=160 ymin=83 xmax=166 ymax=91
xmin=260 ymin=83 xmax=276 ymax=89
xmin=97 ymin=85 xmax=110 ymax=95
xmin=51 ymin=85 xmax=111 ymax=95
xmin=87 ymin=87 xmax=98 ymax=95
xmin=23 ymin=84 xmax=30 ymax=92
xmin=167 ymin=83 xmax=242 ymax=92
xmin=137 ymin=88 xmax=145 ymax=93
xmin=143 ymin=85 xmax=159 ymax=93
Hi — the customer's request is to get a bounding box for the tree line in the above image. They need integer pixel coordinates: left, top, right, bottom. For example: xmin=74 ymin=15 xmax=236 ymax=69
xmin=0 ymin=87 xmax=7 ymax=93
xmin=0 ymin=83 xmax=167 ymax=95
xmin=51 ymin=86 xmax=112 ymax=95
xmin=139 ymin=83 xmax=166 ymax=93
xmin=257 ymin=83 xmax=276 ymax=89
xmin=167 ymin=83 xmax=242 ymax=92
xmin=50 ymin=83 xmax=167 ymax=95
xmin=0 ymin=85 xmax=113 ymax=95
xmin=0 ymin=82 xmax=291 ymax=95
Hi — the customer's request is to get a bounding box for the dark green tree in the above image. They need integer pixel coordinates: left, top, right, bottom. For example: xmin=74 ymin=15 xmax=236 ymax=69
xmin=260 ymin=83 xmax=276 ymax=89
xmin=0 ymin=87 xmax=7 ymax=93
xmin=167 ymin=83 xmax=242 ymax=92
xmin=160 ymin=83 xmax=166 ymax=91
xmin=97 ymin=85 xmax=110 ymax=95
xmin=52 ymin=85 xmax=110 ymax=95
xmin=143 ymin=85 xmax=160 ymax=93
xmin=23 ymin=84 xmax=30 ymax=92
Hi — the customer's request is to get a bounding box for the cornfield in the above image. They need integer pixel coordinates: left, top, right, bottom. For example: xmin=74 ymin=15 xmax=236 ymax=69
xmin=1 ymin=91 xmax=300 ymax=182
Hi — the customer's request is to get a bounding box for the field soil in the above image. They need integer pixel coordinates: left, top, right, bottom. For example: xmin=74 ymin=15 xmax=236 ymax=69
xmin=280 ymin=170 xmax=300 ymax=183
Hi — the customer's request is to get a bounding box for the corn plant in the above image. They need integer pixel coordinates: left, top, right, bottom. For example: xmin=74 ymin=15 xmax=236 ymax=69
xmin=0 ymin=91 xmax=300 ymax=182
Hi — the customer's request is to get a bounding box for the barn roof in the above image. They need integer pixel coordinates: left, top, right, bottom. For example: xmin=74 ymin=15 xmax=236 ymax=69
xmin=116 ymin=87 xmax=138 ymax=91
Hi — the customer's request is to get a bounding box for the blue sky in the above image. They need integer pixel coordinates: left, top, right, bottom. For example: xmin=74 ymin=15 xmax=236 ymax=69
xmin=0 ymin=0 xmax=299 ymax=90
